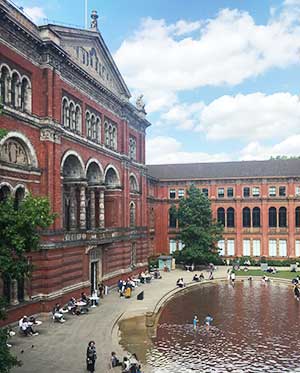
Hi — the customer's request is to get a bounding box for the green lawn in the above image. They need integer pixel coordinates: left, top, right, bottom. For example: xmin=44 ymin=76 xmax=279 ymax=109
xmin=236 ymin=269 xmax=296 ymax=280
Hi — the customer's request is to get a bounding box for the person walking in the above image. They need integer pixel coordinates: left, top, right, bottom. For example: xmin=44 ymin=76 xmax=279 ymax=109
xmin=193 ymin=315 xmax=199 ymax=330
xmin=294 ymin=284 xmax=300 ymax=301
xmin=86 ymin=341 xmax=97 ymax=372
xmin=204 ymin=314 xmax=213 ymax=331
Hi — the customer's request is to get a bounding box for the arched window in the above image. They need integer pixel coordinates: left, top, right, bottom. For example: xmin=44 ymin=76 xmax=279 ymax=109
xmin=75 ymin=105 xmax=82 ymax=133
xmin=0 ymin=185 xmax=11 ymax=202
xmin=129 ymin=175 xmax=138 ymax=192
xmin=91 ymin=115 xmax=97 ymax=140
xmin=269 ymin=207 xmax=277 ymax=228
xmin=0 ymin=65 xmax=10 ymax=104
xmin=169 ymin=207 xmax=177 ymax=228
xmin=62 ymin=98 xmax=69 ymax=127
xmin=279 ymin=207 xmax=287 ymax=227
xmin=243 ymin=207 xmax=251 ymax=227
xmin=95 ymin=117 xmax=101 ymax=142
xmin=104 ymin=122 xmax=109 ymax=145
xmin=14 ymin=187 xmax=25 ymax=210
xmin=129 ymin=136 xmax=137 ymax=160
xmin=130 ymin=202 xmax=136 ymax=227
xmin=252 ymin=207 xmax=261 ymax=228
xmin=296 ymin=207 xmax=300 ymax=228
xmin=105 ymin=167 xmax=120 ymax=188
xmin=69 ymin=102 xmax=75 ymax=131
xmin=21 ymin=77 xmax=31 ymax=112
xmin=86 ymin=112 xmax=91 ymax=138
xmin=217 ymin=207 xmax=225 ymax=226
xmin=227 ymin=207 xmax=235 ymax=227
xmin=11 ymin=72 xmax=20 ymax=108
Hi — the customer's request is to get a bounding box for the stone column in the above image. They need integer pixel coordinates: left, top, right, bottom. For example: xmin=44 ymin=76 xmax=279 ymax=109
xmin=70 ymin=186 xmax=77 ymax=230
xmin=99 ymin=189 xmax=105 ymax=228
xmin=80 ymin=185 xmax=86 ymax=230
xmin=10 ymin=279 xmax=19 ymax=306
xmin=24 ymin=276 xmax=30 ymax=301
xmin=90 ymin=189 xmax=96 ymax=229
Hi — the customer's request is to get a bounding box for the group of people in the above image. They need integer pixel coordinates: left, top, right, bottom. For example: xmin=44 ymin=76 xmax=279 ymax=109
xmin=111 ymin=352 xmax=142 ymax=373
xmin=192 ymin=273 xmax=205 ymax=282
xmin=18 ymin=316 xmax=40 ymax=336
xmin=117 ymin=270 xmax=161 ymax=298
xmin=193 ymin=314 xmax=214 ymax=331
xmin=176 ymin=277 xmax=185 ymax=288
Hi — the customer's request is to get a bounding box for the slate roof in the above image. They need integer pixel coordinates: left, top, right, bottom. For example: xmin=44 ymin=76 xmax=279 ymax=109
xmin=147 ymin=159 xmax=300 ymax=180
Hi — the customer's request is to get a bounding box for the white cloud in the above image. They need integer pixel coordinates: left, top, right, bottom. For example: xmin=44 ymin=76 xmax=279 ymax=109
xmin=240 ymin=135 xmax=300 ymax=160
xmin=24 ymin=6 xmax=46 ymax=24
xmin=115 ymin=4 xmax=300 ymax=112
xmin=162 ymin=101 xmax=204 ymax=130
xmin=198 ymin=92 xmax=300 ymax=141
xmin=146 ymin=136 xmax=230 ymax=164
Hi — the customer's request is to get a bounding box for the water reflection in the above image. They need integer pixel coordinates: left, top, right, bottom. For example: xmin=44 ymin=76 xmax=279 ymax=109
xmin=147 ymin=281 xmax=300 ymax=372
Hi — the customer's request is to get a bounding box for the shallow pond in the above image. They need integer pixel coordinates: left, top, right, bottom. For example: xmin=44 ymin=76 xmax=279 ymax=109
xmin=144 ymin=281 xmax=300 ymax=372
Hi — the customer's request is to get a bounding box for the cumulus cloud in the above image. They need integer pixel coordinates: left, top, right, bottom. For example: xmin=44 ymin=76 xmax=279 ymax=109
xmin=240 ymin=135 xmax=300 ymax=160
xmin=162 ymin=101 xmax=204 ymax=130
xmin=24 ymin=6 xmax=46 ymax=24
xmin=198 ymin=92 xmax=300 ymax=141
xmin=146 ymin=136 xmax=230 ymax=164
xmin=115 ymin=5 xmax=300 ymax=112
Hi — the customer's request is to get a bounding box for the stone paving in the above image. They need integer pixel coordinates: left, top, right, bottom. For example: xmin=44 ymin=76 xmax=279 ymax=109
xmin=8 ymin=266 xmax=232 ymax=373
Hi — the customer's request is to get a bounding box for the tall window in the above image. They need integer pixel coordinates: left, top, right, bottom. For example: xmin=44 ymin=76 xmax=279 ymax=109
xmin=296 ymin=186 xmax=300 ymax=196
xmin=252 ymin=207 xmax=260 ymax=227
xmin=243 ymin=207 xmax=251 ymax=227
xmin=131 ymin=243 xmax=137 ymax=268
xmin=129 ymin=202 xmax=136 ymax=227
xmin=243 ymin=239 xmax=251 ymax=256
xmin=279 ymin=207 xmax=287 ymax=227
xmin=269 ymin=239 xmax=277 ymax=256
xmin=62 ymin=98 xmax=82 ymax=134
xmin=129 ymin=136 xmax=137 ymax=160
xmin=202 ymin=188 xmax=208 ymax=197
xmin=243 ymin=187 xmax=250 ymax=197
xmin=218 ymin=240 xmax=225 ymax=256
xmin=104 ymin=121 xmax=117 ymax=150
xmin=269 ymin=207 xmax=277 ymax=227
xmin=279 ymin=240 xmax=287 ymax=256
xmin=169 ymin=239 xmax=176 ymax=254
xmin=218 ymin=188 xmax=224 ymax=198
xmin=178 ymin=189 xmax=185 ymax=199
xmin=296 ymin=207 xmax=300 ymax=228
xmin=11 ymin=72 xmax=20 ymax=108
xmin=0 ymin=65 xmax=10 ymax=104
xmin=227 ymin=239 xmax=235 ymax=256
xmin=217 ymin=207 xmax=225 ymax=226
xmin=227 ymin=207 xmax=235 ymax=228
xmin=169 ymin=189 xmax=176 ymax=199
xmin=169 ymin=208 xmax=177 ymax=228
xmin=21 ymin=77 xmax=31 ymax=112
xmin=253 ymin=240 xmax=261 ymax=256
xmin=227 ymin=187 xmax=234 ymax=198
xmin=62 ymin=98 xmax=69 ymax=127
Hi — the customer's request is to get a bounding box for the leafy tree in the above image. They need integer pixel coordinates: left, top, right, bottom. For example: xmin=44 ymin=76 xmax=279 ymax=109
xmin=0 ymin=194 xmax=56 ymax=372
xmin=174 ymin=185 xmax=223 ymax=265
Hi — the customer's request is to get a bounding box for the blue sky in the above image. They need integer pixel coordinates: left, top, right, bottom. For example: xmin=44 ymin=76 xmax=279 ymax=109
xmin=16 ymin=0 xmax=300 ymax=164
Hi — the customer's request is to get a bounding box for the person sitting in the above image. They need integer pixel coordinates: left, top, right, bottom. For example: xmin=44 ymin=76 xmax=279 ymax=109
xmin=111 ymin=351 xmax=122 ymax=367
xmin=199 ymin=273 xmax=205 ymax=280
xmin=80 ymin=292 xmax=90 ymax=306
xmin=122 ymin=357 xmax=130 ymax=373
xmin=193 ymin=274 xmax=200 ymax=282
xmin=154 ymin=270 xmax=162 ymax=279
xmin=52 ymin=304 xmax=65 ymax=323
xmin=176 ymin=278 xmax=184 ymax=288
xmin=262 ymin=275 xmax=270 ymax=282
xmin=67 ymin=297 xmax=78 ymax=315
xmin=129 ymin=353 xmax=141 ymax=373
xmin=19 ymin=316 xmax=38 ymax=336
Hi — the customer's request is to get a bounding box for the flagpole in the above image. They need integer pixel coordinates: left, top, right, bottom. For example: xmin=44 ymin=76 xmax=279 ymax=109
xmin=85 ymin=0 xmax=88 ymax=29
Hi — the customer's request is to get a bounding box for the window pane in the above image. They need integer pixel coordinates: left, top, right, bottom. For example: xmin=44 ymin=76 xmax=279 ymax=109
xmin=178 ymin=189 xmax=185 ymax=198
xmin=296 ymin=186 xmax=300 ymax=196
xmin=279 ymin=186 xmax=286 ymax=197
xmin=243 ymin=208 xmax=251 ymax=227
xmin=218 ymin=188 xmax=224 ymax=198
xmin=169 ymin=189 xmax=176 ymax=199
xmin=252 ymin=187 xmax=260 ymax=197
xmin=227 ymin=239 xmax=235 ymax=256
xmin=243 ymin=187 xmax=250 ymax=197
xmin=269 ymin=186 xmax=276 ymax=197
xmin=218 ymin=240 xmax=225 ymax=256
xmin=296 ymin=207 xmax=300 ymax=227
xmin=169 ymin=239 xmax=176 ymax=254
xmin=217 ymin=208 xmax=225 ymax=226
xmin=279 ymin=240 xmax=287 ymax=257
xmin=252 ymin=207 xmax=260 ymax=227
xmin=202 ymin=188 xmax=208 ymax=197
xmin=243 ymin=239 xmax=251 ymax=256
xmin=269 ymin=239 xmax=277 ymax=256
xmin=227 ymin=188 xmax=234 ymax=198
xmin=227 ymin=208 xmax=235 ymax=228
xmin=253 ymin=240 xmax=261 ymax=256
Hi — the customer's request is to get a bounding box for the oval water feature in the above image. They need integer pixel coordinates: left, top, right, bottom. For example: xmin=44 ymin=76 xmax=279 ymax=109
xmin=144 ymin=280 xmax=300 ymax=372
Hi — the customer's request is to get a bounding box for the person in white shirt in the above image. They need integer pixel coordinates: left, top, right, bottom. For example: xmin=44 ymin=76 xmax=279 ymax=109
xmin=19 ymin=316 xmax=38 ymax=336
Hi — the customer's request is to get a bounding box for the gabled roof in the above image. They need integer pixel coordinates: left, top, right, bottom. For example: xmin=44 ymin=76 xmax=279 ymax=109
xmin=41 ymin=24 xmax=131 ymax=100
xmin=147 ymin=159 xmax=300 ymax=180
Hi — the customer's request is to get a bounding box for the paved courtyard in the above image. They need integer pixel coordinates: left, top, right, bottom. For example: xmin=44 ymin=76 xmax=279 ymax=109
xmin=9 ymin=267 xmax=229 ymax=373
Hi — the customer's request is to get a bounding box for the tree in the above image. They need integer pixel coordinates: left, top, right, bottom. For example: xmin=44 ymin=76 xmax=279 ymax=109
xmin=174 ymin=185 xmax=223 ymax=265
xmin=0 ymin=194 xmax=56 ymax=372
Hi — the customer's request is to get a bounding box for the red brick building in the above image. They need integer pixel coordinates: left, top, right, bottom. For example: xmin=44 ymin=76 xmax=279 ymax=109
xmin=148 ymin=161 xmax=300 ymax=260
xmin=0 ymin=1 xmax=150 ymax=322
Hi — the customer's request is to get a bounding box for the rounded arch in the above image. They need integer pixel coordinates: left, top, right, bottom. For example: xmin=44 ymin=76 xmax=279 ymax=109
xmin=61 ymin=150 xmax=85 ymax=179
xmin=13 ymin=183 xmax=28 ymax=196
xmin=129 ymin=201 xmax=136 ymax=227
xmin=129 ymin=173 xmax=139 ymax=192
xmin=86 ymin=158 xmax=104 ymax=184
xmin=217 ymin=207 xmax=225 ymax=226
xmin=227 ymin=207 xmax=235 ymax=228
xmin=0 ymin=183 xmax=12 ymax=202
xmin=21 ymin=74 xmax=31 ymax=88
xmin=0 ymin=182 xmax=13 ymax=192
xmin=11 ymin=69 xmax=21 ymax=81
xmin=0 ymin=131 xmax=38 ymax=168
xmin=0 ymin=63 xmax=12 ymax=76
xmin=242 ymin=207 xmax=251 ymax=227
xmin=104 ymin=164 xmax=121 ymax=187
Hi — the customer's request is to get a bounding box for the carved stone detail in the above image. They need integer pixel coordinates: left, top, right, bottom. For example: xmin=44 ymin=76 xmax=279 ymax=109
xmin=40 ymin=128 xmax=61 ymax=144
